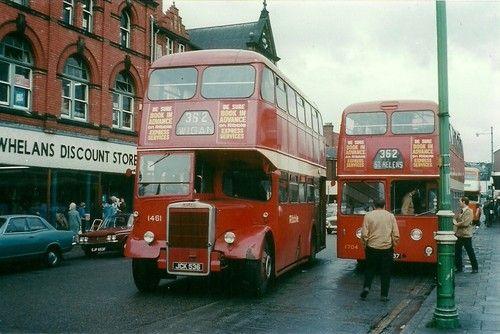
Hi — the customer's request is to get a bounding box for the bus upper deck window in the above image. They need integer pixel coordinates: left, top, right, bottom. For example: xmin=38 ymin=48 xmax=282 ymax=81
xmin=148 ymin=67 xmax=197 ymax=100
xmin=261 ymin=67 xmax=275 ymax=103
xmin=201 ymin=65 xmax=255 ymax=99
xmin=391 ymin=110 xmax=435 ymax=134
xmin=346 ymin=112 xmax=387 ymax=135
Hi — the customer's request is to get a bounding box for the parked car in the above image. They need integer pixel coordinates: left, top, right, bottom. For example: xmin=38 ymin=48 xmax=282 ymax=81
xmin=79 ymin=213 xmax=133 ymax=257
xmin=326 ymin=203 xmax=337 ymax=234
xmin=0 ymin=215 xmax=76 ymax=267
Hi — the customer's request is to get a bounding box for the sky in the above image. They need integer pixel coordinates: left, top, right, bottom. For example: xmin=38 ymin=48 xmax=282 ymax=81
xmin=164 ymin=0 xmax=499 ymax=163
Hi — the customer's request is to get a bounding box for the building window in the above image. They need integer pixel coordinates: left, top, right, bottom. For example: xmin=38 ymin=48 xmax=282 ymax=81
xmin=112 ymin=71 xmax=134 ymax=130
xmin=165 ymin=37 xmax=174 ymax=55
xmin=120 ymin=11 xmax=131 ymax=48
xmin=82 ymin=0 xmax=93 ymax=32
xmin=63 ymin=0 xmax=74 ymax=25
xmin=0 ymin=34 xmax=33 ymax=111
xmin=61 ymin=56 xmax=89 ymax=121
xmin=178 ymin=43 xmax=185 ymax=53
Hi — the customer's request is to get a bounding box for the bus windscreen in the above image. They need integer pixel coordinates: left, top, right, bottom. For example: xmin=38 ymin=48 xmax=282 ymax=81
xmin=148 ymin=67 xmax=197 ymax=100
xmin=346 ymin=112 xmax=386 ymax=135
xmin=391 ymin=110 xmax=435 ymax=134
xmin=201 ymin=65 xmax=255 ymax=99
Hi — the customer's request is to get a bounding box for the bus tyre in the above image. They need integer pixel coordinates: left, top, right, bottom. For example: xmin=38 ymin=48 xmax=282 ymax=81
xmin=132 ymin=259 xmax=160 ymax=292
xmin=248 ymin=240 xmax=273 ymax=297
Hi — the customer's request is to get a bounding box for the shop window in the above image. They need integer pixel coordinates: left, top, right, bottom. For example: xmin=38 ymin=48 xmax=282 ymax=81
xmin=120 ymin=10 xmax=131 ymax=48
xmin=63 ymin=0 xmax=74 ymax=25
xmin=82 ymin=0 xmax=93 ymax=33
xmin=0 ymin=34 xmax=33 ymax=111
xmin=112 ymin=71 xmax=134 ymax=130
xmin=61 ymin=55 xmax=89 ymax=121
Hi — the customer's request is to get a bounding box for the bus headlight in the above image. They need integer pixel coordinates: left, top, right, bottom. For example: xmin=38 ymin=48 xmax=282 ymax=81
xmin=410 ymin=229 xmax=423 ymax=241
xmin=144 ymin=231 xmax=155 ymax=244
xmin=425 ymin=246 xmax=433 ymax=256
xmin=355 ymin=228 xmax=362 ymax=239
xmin=224 ymin=231 xmax=236 ymax=244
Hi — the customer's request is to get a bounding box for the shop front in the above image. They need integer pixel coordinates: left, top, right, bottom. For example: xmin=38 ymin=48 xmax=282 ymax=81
xmin=0 ymin=124 xmax=136 ymax=226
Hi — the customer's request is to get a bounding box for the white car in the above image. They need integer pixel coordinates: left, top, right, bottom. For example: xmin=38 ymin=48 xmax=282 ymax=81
xmin=326 ymin=203 xmax=337 ymax=234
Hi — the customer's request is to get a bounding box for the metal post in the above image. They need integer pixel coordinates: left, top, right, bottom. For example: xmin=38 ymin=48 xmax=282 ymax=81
xmin=431 ymin=0 xmax=459 ymax=329
xmin=491 ymin=126 xmax=494 ymax=200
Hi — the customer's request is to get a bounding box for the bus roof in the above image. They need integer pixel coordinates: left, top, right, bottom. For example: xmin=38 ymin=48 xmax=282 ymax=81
xmin=151 ymin=49 xmax=319 ymax=110
xmin=343 ymin=100 xmax=437 ymax=113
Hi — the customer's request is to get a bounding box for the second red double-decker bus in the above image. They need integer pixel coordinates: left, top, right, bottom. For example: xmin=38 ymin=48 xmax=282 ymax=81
xmin=336 ymin=100 xmax=464 ymax=263
xmin=126 ymin=50 xmax=327 ymax=295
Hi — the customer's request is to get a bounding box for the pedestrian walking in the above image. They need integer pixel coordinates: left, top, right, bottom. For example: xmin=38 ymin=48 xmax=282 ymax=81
xmin=454 ymin=196 xmax=478 ymax=273
xmin=484 ymin=199 xmax=494 ymax=227
xmin=68 ymin=202 xmax=81 ymax=236
xmin=360 ymin=198 xmax=400 ymax=301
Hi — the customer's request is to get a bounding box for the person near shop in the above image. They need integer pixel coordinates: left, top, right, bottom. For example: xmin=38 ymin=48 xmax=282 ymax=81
xmin=78 ymin=202 xmax=89 ymax=233
xmin=454 ymin=197 xmax=478 ymax=273
xmin=401 ymin=189 xmax=417 ymax=215
xmin=360 ymin=198 xmax=400 ymax=302
xmin=102 ymin=198 xmax=116 ymax=221
xmin=68 ymin=202 xmax=81 ymax=236
xmin=118 ymin=198 xmax=127 ymax=212
xmin=484 ymin=200 xmax=494 ymax=227
xmin=473 ymin=203 xmax=482 ymax=228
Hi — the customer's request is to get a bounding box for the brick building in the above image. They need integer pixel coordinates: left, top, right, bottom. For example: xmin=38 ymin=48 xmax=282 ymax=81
xmin=323 ymin=122 xmax=339 ymax=202
xmin=0 ymin=0 xmax=194 ymax=223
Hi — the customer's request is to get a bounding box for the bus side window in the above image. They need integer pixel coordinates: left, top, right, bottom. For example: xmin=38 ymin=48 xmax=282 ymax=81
xmin=279 ymin=173 xmax=288 ymax=203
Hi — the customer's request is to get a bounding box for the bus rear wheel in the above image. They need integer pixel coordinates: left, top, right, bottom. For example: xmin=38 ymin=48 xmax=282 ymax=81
xmin=132 ymin=259 xmax=160 ymax=292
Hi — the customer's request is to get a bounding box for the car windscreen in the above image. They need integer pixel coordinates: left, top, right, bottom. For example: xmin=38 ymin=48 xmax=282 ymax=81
xmin=148 ymin=67 xmax=197 ymax=100
xmin=201 ymin=65 xmax=255 ymax=98
xmin=138 ymin=153 xmax=192 ymax=197
xmin=102 ymin=215 xmax=131 ymax=228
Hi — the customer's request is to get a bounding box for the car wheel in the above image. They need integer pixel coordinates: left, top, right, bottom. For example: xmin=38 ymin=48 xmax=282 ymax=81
xmin=132 ymin=259 xmax=160 ymax=292
xmin=45 ymin=247 xmax=61 ymax=267
xmin=247 ymin=239 xmax=273 ymax=297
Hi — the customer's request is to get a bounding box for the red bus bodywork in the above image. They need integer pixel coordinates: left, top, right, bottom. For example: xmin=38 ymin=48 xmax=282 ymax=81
xmin=336 ymin=100 xmax=464 ymax=263
xmin=126 ymin=50 xmax=326 ymax=294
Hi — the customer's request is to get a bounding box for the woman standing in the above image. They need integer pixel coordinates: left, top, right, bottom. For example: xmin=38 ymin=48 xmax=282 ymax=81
xmin=68 ymin=202 xmax=81 ymax=236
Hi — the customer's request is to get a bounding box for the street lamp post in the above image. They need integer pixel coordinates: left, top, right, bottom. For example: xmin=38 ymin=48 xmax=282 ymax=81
xmin=431 ymin=0 xmax=459 ymax=329
xmin=476 ymin=126 xmax=494 ymax=199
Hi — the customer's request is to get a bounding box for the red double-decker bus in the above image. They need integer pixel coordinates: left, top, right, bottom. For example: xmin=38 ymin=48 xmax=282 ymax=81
xmin=336 ymin=100 xmax=464 ymax=263
xmin=126 ymin=50 xmax=327 ymax=295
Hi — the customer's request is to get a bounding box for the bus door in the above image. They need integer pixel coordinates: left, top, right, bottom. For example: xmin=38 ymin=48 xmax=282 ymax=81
xmin=337 ymin=180 xmax=386 ymax=260
xmin=390 ymin=179 xmax=438 ymax=262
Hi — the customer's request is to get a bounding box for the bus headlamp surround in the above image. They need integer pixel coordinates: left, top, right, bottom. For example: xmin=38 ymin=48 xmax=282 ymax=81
xmin=425 ymin=246 xmax=433 ymax=256
xmin=410 ymin=228 xmax=423 ymax=241
xmin=224 ymin=231 xmax=236 ymax=244
xmin=144 ymin=231 xmax=155 ymax=244
xmin=355 ymin=228 xmax=362 ymax=239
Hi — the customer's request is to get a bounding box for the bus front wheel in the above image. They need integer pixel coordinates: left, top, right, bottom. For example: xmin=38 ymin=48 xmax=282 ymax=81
xmin=132 ymin=259 xmax=160 ymax=292
xmin=247 ymin=240 xmax=274 ymax=297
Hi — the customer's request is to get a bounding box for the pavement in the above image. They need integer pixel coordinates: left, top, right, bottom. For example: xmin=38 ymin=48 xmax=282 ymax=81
xmin=404 ymin=222 xmax=500 ymax=333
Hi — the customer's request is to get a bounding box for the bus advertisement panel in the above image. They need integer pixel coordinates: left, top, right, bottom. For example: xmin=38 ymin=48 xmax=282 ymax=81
xmin=336 ymin=100 xmax=464 ymax=263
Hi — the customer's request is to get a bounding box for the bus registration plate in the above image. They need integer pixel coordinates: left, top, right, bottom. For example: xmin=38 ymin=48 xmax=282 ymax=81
xmin=173 ymin=262 xmax=203 ymax=272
